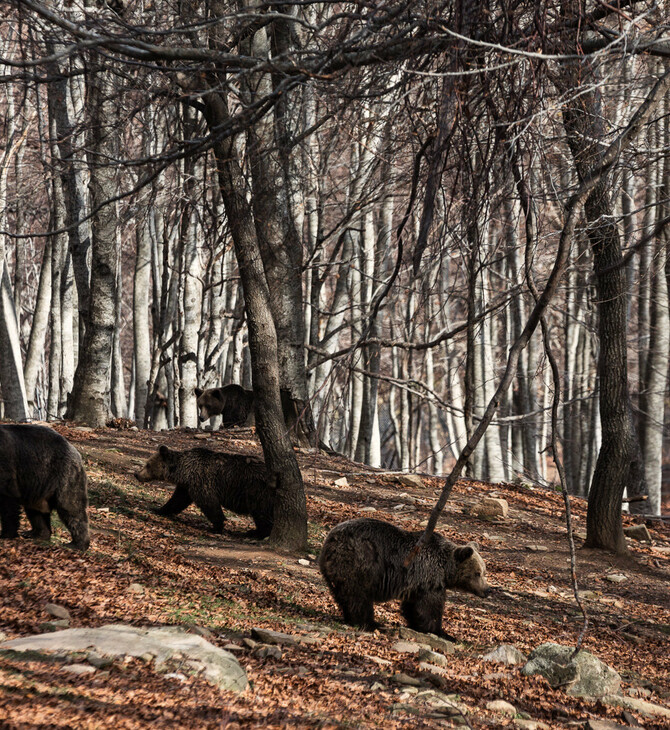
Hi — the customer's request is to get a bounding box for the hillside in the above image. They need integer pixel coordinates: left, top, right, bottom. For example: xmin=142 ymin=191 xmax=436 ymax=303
xmin=1 ymin=425 xmax=669 ymax=729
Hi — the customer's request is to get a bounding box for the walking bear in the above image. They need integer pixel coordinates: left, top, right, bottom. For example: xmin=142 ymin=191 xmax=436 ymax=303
xmin=0 ymin=424 xmax=90 ymax=551
xmin=195 ymin=385 xmax=255 ymax=428
xmin=319 ymin=518 xmax=490 ymax=635
xmin=135 ymin=446 xmax=274 ymax=537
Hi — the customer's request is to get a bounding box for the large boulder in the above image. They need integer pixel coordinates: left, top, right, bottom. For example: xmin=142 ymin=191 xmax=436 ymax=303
xmin=0 ymin=624 xmax=247 ymax=692
xmin=522 ymin=643 xmax=620 ymax=698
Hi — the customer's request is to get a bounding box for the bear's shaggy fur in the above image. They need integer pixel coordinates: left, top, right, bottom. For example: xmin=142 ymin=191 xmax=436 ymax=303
xmin=195 ymin=385 xmax=255 ymax=428
xmin=135 ymin=446 xmax=274 ymax=537
xmin=319 ymin=518 xmax=490 ymax=635
xmin=0 ymin=425 xmax=90 ymax=551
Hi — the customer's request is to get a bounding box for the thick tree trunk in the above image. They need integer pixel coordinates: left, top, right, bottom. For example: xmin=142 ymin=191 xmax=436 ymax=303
xmin=66 ymin=66 xmax=118 ymax=426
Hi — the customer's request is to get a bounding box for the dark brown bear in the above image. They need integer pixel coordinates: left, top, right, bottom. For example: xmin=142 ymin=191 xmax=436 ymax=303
xmin=195 ymin=385 xmax=255 ymax=428
xmin=135 ymin=446 xmax=274 ymax=537
xmin=319 ymin=518 xmax=490 ymax=635
xmin=0 ymin=424 xmax=90 ymax=551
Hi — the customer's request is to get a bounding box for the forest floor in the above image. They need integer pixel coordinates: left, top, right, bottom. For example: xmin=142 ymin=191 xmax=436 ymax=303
xmin=0 ymin=424 xmax=669 ymax=729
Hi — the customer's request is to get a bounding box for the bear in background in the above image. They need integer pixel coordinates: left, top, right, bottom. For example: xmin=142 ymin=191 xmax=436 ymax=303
xmin=135 ymin=445 xmax=274 ymax=537
xmin=319 ymin=518 xmax=490 ymax=636
xmin=0 ymin=424 xmax=90 ymax=551
xmin=195 ymin=385 xmax=255 ymax=428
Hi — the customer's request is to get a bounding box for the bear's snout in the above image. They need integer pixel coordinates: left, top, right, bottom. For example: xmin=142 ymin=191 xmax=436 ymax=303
xmin=135 ymin=470 xmax=149 ymax=482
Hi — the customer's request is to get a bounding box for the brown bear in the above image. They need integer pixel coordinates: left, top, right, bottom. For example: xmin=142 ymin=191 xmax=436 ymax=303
xmin=195 ymin=385 xmax=255 ymax=428
xmin=135 ymin=445 xmax=274 ymax=537
xmin=319 ymin=518 xmax=490 ymax=636
xmin=0 ymin=424 xmax=90 ymax=551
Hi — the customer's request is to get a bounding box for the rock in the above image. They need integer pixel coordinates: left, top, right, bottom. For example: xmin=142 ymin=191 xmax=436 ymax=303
xmin=605 ymin=573 xmax=627 ymax=584
xmin=255 ymin=645 xmax=282 ymax=660
xmin=45 ymin=603 xmax=70 ymax=621
xmin=297 ymin=558 xmax=310 ymax=567
xmin=87 ymin=651 xmax=113 ymax=669
xmin=391 ymin=672 xmax=423 ymax=687
xmin=391 ymin=703 xmax=423 ymax=716
xmin=0 ymin=624 xmax=247 ymax=692
xmin=128 ymin=583 xmax=145 ymax=594
xmin=360 ymin=506 xmax=377 ymax=513
xmin=62 ymin=663 xmax=96 ymax=676
xmin=370 ymin=681 xmax=385 ymax=691
xmin=242 ymin=638 xmax=258 ymax=650
xmin=418 ymin=649 xmax=449 ymax=667
xmin=474 ymin=497 xmax=509 ymax=520
xmin=486 ymin=699 xmax=516 ymax=716
xmin=481 ymin=644 xmax=527 ymax=665
xmin=602 ymin=694 xmax=670 ymax=719
xmin=297 ymin=636 xmax=320 ymax=646
xmin=419 ymin=662 xmax=448 ymax=677
xmin=623 ymin=524 xmax=651 ymax=542
xmin=395 ymin=474 xmax=424 ymax=488
xmin=398 ymin=628 xmax=456 ymax=654
xmin=514 ymin=721 xmax=551 ymax=730
xmin=526 ymin=545 xmax=548 ymax=552
xmin=189 ymin=625 xmax=214 ymax=639
xmin=365 ymin=654 xmax=392 ymax=667
xmin=333 ymin=477 xmax=349 ymax=487
xmin=392 ymin=641 xmax=423 ymax=653
xmin=522 ymin=643 xmax=620 ymax=698
xmin=586 ymin=721 xmax=638 ymax=730
xmin=40 ymin=620 xmax=69 ymax=632
xmin=251 ymin=628 xmax=298 ymax=646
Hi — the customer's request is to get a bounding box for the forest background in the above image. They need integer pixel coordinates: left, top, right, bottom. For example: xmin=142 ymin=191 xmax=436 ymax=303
xmin=0 ymin=0 xmax=669 ymax=552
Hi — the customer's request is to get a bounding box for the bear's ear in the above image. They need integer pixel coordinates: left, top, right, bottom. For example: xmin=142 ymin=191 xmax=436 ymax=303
xmin=195 ymin=388 xmax=203 ymax=398
xmin=467 ymin=541 xmax=480 ymax=552
xmin=159 ymin=445 xmax=171 ymax=458
xmin=213 ymin=388 xmax=226 ymax=403
xmin=454 ymin=546 xmax=474 ymax=563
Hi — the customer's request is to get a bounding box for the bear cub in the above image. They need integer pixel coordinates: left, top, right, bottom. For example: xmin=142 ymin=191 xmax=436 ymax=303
xmin=319 ymin=518 xmax=490 ymax=635
xmin=136 ymin=446 xmax=274 ymax=537
xmin=0 ymin=424 xmax=90 ymax=551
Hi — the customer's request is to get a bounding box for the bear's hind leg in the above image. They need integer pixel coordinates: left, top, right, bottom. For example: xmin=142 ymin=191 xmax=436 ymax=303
xmin=0 ymin=495 xmax=21 ymax=539
xmin=153 ymin=485 xmax=193 ymax=516
xmin=333 ymin=589 xmax=377 ymax=631
xmin=247 ymin=515 xmax=272 ymax=539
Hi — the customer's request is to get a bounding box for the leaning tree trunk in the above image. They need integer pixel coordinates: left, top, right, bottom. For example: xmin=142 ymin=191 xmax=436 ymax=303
xmin=66 ymin=64 xmax=118 ymax=426
xmin=202 ymin=86 xmax=307 ymax=552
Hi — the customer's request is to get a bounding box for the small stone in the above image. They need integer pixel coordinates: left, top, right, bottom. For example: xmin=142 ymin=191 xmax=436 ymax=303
xmin=45 ymin=603 xmax=70 ymax=621
xmin=360 ymin=507 xmax=377 ymax=513
xmin=392 ymin=672 xmax=423 ymax=687
xmin=189 ymin=625 xmax=214 ymax=639
xmin=251 ymin=628 xmax=298 ymax=646
xmin=87 ymin=652 xmax=113 ymax=669
xmin=395 ymin=474 xmax=424 ymax=488
xmin=222 ymin=644 xmax=244 ymax=652
xmin=474 ymin=497 xmax=509 ymax=520
xmin=98 ymin=507 xmax=110 ymax=513
xmin=623 ymin=524 xmax=652 ymax=542
xmin=419 ymin=661 xmax=448 ymax=677
xmin=333 ymin=477 xmax=349 ymax=487
xmin=398 ymin=628 xmax=456 ymax=655
xmin=486 ymin=699 xmax=516 ymax=716
xmin=526 ymin=545 xmax=548 ymax=552
xmin=392 ymin=641 xmax=424 ymax=654
xmin=242 ymin=638 xmax=258 ymax=650
xmin=398 ymin=493 xmax=417 ymax=504
xmin=39 ymin=620 xmax=69 ymax=632
xmin=481 ymin=644 xmax=527 ymax=666
xmin=586 ymin=721 xmax=638 ymax=730
xmin=418 ymin=649 xmax=449 ymax=667
xmin=255 ymin=645 xmax=282 ymax=660
xmin=602 ymin=694 xmax=670 ymax=719
xmin=605 ymin=573 xmax=627 ymax=584
xmin=365 ymin=655 xmax=392 ymax=666
xmin=297 ymin=559 xmax=310 ymax=566
xmin=128 ymin=583 xmax=145 ymax=594
xmin=370 ymin=681 xmax=385 ymax=691
xmin=297 ymin=636 xmax=321 ymax=646
xmin=62 ymin=663 xmax=96 ymax=676
xmin=514 ymin=721 xmax=551 ymax=730
xmin=164 ymin=672 xmax=187 ymax=681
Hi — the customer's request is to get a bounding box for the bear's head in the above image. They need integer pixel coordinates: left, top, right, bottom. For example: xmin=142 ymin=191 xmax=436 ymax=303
xmin=135 ymin=445 xmax=179 ymax=482
xmin=453 ymin=543 xmax=491 ymax=598
xmin=195 ymin=387 xmax=225 ymax=421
